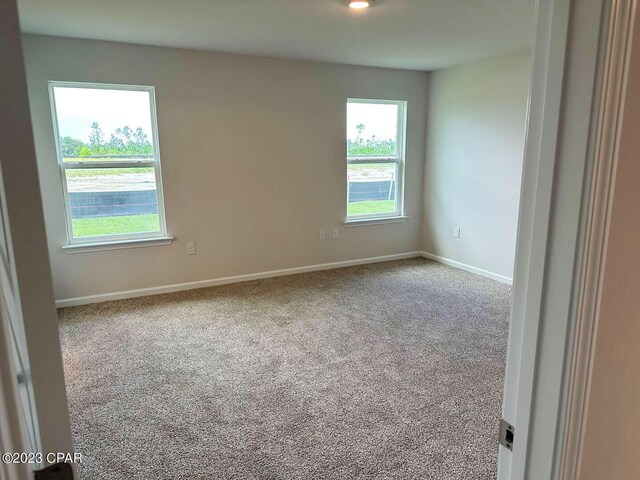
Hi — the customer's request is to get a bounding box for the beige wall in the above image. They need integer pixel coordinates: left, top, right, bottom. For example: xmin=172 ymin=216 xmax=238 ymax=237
xmin=22 ymin=35 xmax=428 ymax=302
xmin=579 ymin=7 xmax=640 ymax=478
xmin=421 ymin=50 xmax=530 ymax=279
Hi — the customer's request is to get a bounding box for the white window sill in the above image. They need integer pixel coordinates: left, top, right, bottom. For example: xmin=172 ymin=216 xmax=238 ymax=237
xmin=62 ymin=236 xmax=174 ymax=254
xmin=344 ymin=216 xmax=408 ymax=227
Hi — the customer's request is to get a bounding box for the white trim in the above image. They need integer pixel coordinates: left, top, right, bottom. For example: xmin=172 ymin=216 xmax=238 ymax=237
xmin=343 ymin=215 xmax=408 ymax=227
xmin=55 ymin=251 xmax=423 ymax=307
xmin=420 ymin=252 xmax=513 ymax=285
xmin=346 ymin=157 xmax=398 ymax=164
xmin=62 ymin=235 xmax=174 ymax=253
xmin=559 ymin=1 xmax=636 ymax=477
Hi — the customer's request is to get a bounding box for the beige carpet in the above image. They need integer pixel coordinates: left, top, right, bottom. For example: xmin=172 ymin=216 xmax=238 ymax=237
xmin=58 ymin=258 xmax=511 ymax=479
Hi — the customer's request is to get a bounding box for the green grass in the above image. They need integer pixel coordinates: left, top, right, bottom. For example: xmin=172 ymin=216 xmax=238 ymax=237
xmin=348 ymin=146 xmax=396 ymax=156
xmin=347 ymin=200 xmax=395 ymax=216
xmin=72 ymin=214 xmax=160 ymax=237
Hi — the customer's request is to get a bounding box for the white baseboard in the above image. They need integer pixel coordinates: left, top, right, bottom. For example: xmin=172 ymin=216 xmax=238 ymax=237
xmin=56 ymin=251 xmax=423 ymax=307
xmin=420 ymin=251 xmax=513 ymax=285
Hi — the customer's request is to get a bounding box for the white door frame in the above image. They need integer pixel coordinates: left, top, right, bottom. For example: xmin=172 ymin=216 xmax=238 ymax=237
xmin=500 ymin=0 xmax=614 ymax=478
xmin=559 ymin=0 xmax=636 ymax=477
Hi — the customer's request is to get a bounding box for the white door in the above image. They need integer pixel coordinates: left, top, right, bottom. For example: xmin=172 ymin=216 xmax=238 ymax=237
xmin=498 ymin=0 xmax=610 ymax=478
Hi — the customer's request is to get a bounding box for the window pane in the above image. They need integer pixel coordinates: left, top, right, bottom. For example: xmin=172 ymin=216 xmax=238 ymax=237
xmin=347 ymin=102 xmax=399 ymax=157
xmin=52 ymin=86 xmax=155 ymax=162
xmin=347 ymin=163 xmax=398 ymax=217
xmin=65 ymin=167 xmax=160 ymax=238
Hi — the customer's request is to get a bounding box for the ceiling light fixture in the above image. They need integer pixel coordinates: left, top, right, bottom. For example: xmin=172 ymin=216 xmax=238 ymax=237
xmin=348 ymin=1 xmax=371 ymax=9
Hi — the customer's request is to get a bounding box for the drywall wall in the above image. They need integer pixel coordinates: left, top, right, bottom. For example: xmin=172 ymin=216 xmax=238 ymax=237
xmin=579 ymin=6 xmax=640 ymax=477
xmin=22 ymin=35 xmax=427 ymax=302
xmin=421 ymin=50 xmax=530 ymax=280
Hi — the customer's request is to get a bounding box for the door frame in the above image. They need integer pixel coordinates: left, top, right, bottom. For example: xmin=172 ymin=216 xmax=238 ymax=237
xmin=559 ymin=0 xmax=637 ymax=477
xmin=500 ymin=0 xmax=618 ymax=478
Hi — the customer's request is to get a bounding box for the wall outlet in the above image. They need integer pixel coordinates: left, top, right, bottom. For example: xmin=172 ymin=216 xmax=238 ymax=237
xmin=186 ymin=241 xmax=196 ymax=255
xmin=332 ymin=228 xmax=340 ymax=239
xmin=454 ymin=227 xmax=461 ymax=238
xmin=320 ymin=229 xmax=326 ymax=240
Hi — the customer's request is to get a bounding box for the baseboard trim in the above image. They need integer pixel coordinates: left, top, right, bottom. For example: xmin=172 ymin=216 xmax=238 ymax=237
xmin=56 ymin=251 xmax=423 ymax=307
xmin=420 ymin=251 xmax=513 ymax=285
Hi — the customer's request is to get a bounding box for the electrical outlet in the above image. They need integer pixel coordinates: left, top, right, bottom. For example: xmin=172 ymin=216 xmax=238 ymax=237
xmin=332 ymin=228 xmax=340 ymax=239
xmin=186 ymin=241 xmax=196 ymax=255
xmin=454 ymin=227 xmax=461 ymax=238
xmin=320 ymin=229 xmax=326 ymax=240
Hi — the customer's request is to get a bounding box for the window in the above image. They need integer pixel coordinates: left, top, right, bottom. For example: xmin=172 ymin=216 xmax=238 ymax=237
xmin=49 ymin=82 xmax=168 ymax=246
xmin=346 ymin=99 xmax=406 ymax=222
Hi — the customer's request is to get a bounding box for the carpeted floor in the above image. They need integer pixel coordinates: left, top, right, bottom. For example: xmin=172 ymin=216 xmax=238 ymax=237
xmin=58 ymin=258 xmax=511 ymax=479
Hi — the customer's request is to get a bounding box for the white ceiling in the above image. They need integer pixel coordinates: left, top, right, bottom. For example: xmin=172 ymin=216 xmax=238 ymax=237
xmin=18 ymin=0 xmax=536 ymax=71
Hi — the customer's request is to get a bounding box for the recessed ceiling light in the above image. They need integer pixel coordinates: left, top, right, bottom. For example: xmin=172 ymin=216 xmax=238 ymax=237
xmin=348 ymin=1 xmax=371 ymax=9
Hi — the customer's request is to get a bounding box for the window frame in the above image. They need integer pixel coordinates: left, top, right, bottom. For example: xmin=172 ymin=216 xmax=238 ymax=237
xmin=345 ymin=98 xmax=407 ymax=223
xmin=48 ymin=81 xmax=169 ymax=247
